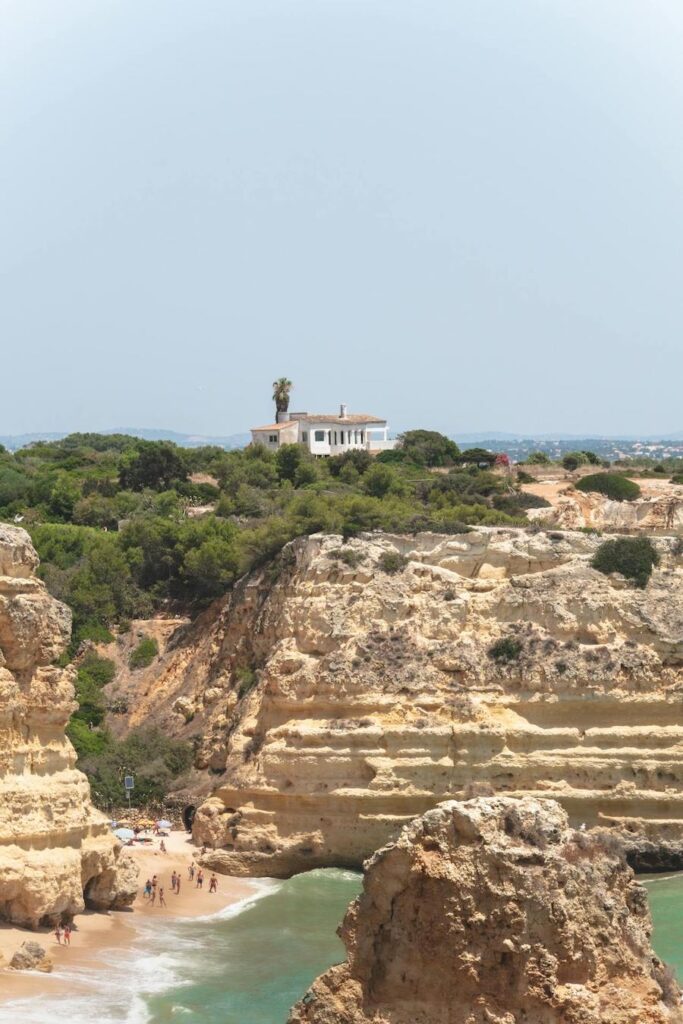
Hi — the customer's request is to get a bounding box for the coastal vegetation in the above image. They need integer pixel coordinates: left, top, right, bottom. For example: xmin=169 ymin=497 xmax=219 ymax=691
xmin=0 ymin=430 xmax=533 ymax=803
xmin=591 ymin=536 xmax=660 ymax=588
xmin=576 ymin=473 xmax=642 ymax=502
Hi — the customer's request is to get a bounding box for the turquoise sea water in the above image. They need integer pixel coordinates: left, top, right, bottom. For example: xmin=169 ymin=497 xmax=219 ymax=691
xmin=644 ymin=874 xmax=683 ymax=978
xmin=1 ymin=868 xmax=682 ymax=1024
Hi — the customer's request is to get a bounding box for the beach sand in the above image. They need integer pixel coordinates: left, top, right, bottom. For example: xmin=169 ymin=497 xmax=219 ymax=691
xmin=0 ymin=830 xmax=257 ymax=1000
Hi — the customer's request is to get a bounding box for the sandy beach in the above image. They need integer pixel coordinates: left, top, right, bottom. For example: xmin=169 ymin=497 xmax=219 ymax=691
xmin=0 ymin=830 xmax=258 ymax=1000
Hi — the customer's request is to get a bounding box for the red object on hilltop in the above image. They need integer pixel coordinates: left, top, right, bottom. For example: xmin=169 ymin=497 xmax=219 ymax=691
xmin=494 ymin=453 xmax=510 ymax=467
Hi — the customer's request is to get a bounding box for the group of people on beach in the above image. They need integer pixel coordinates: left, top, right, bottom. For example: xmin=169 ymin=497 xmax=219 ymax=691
xmin=141 ymin=865 xmax=218 ymax=906
xmin=54 ymin=924 xmax=72 ymax=945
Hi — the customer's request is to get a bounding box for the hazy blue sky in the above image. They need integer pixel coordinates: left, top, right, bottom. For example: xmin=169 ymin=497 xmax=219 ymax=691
xmin=2 ymin=1 xmax=682 ymax=437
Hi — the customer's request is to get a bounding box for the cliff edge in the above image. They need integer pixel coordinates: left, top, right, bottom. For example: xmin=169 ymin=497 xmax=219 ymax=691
xmin=289 ymin=797 xmax=683 ymax=1024
xmin=0 ymin=524 xmax=137 ymax=927
xmin=181 ymin=529 xmax=683 ymax=876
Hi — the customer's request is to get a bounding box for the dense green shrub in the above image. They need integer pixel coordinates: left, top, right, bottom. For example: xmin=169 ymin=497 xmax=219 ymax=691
xmin=331 ymin=547 xmax=365 ymax=568
xmin=395 ymin=430 xmax=460 ymax=467
xmin=79 ymin=727 xmax=193 ymax=808
xmin=377 ymin=550 xmax=408 ymax=574
xmin=128 ymin=636 xmax=159 ymax=669
xmin=591 ymin=537 xmax=659 ymax=588
xmin=576 ymin=473 xmax=641 ymax=502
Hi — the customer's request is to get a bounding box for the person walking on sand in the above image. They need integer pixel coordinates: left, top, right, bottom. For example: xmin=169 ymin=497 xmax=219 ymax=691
xmin=188 ymin=863 xmax=195 ymax=882
xmin=54 ymin=924 xmax=62 ymax=945
xmin=175 ymin=874 xmax=181 ymax=895
xmin=209 ymin=874 xmax=217 ymax=894
xmin=63 ymin=925 xmax=71 ymax=946
xmin=171 ymin=870 xmax=177 ymax=893
xmin=159 ymin=887 xmax=166 ymax=907
xmin=196 ymin=869 xmax=204 ymax=890
xmin=143 ymin=878 xmax=152 ymax=899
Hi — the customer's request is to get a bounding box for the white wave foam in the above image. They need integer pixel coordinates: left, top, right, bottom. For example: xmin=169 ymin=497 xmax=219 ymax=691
xmin=0 ymin=877 xmax=284 ymax=1024
xmin=189 ymin=877 xmax=282 ymax=923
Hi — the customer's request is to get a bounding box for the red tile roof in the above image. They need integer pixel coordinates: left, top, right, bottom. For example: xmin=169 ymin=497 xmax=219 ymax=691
xmin=250 ymin=422 xmax=296 ymax=431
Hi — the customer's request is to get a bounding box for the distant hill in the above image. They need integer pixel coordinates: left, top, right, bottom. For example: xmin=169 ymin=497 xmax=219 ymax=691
xmin=0 ymin=428 xmax=250 ymax=452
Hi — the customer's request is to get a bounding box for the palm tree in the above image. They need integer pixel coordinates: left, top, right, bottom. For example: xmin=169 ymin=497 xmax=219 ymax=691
xmin=272 ymin=378 xmax=293 ymax=421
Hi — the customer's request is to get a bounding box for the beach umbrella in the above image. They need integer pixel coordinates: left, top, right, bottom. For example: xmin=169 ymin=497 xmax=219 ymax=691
xmin=114 ymin=827 xmax=135 ymax=841
xmin=156 ymin=819 xmax=172 ymax=830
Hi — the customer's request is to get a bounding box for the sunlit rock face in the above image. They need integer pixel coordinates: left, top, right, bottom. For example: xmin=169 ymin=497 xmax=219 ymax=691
xmin=180 ymin=529 xmax=683 ymax=876
xmin=0 ymin=524 xmax=136 ymax=927
xmin=289 ymin=797 xmax=683 ymax=1024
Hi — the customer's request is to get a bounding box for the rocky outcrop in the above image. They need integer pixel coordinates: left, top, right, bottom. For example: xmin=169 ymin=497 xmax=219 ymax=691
xmin=179 ymin=529 xmax=683 ymax=876
xmin=527 ymin=486 xmax=683 ymax=531
xmin=9 ymin=941 xmax=53 ymax=973
xmin=0 ymin=524 xmax=137 ymax=927
xmin=289 ymin=797 xmax=683 ymax=1024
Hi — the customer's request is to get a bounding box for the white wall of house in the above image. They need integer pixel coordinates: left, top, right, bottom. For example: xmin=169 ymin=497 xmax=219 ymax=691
xmin=303 ymin=422 xmax=377 ymax=456
xmin=251 ymin=410 xmax=397 ymax=455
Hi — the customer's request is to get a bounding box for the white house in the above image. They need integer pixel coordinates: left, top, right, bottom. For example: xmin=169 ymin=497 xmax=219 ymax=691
xmin=251 ymin=404 xmax=396 ymax=456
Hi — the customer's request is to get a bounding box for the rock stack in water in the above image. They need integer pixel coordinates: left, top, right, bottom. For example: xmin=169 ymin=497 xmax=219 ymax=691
xmin=0 ymin=524 xmax=137 ymax=927
xmin=289 ymin=797 xmax=683 ymax=1024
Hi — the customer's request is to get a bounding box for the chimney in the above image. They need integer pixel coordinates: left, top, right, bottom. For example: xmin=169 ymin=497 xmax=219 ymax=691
xmin=276 ymin=410 xmax=290 ymax=423
xmin=340 ymin=403 xmax=348 ymax=418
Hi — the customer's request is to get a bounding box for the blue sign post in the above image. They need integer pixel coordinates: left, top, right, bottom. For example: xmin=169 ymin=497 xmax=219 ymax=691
xmin=124 ymin=774 xmax=134 ymax=811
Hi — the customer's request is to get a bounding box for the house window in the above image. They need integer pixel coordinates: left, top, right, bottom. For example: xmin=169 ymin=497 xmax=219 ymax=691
xmin=268 ymin=434 xmax=277 ymax=443
xmin=340 ymin=431 xmax=344 ymax=444
xmin=314 ymin=430 xmax=325 ymax=442
xmin=302 ymin=431 xmax=308 ymax=442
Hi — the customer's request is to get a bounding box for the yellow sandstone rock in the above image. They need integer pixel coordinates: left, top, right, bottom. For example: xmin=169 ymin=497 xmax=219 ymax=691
xmin=0 ymin=525 xmax=137 ymax=928
xmin=288 ymin=797 xmax=683 ymax=1024
xmin=175 ymin=529 xmax=683 ymax=876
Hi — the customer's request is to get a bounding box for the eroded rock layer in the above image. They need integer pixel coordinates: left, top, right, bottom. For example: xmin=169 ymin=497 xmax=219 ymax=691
xmin=0 ymin=525 xmax=136 ymax=926
xmin=184 ymin=530 xmax=683 ymax=875
xmin=112 ymin=527 xmax=683 ymax=876
xmin=289 ymin=797 xmax=683 ymax=1024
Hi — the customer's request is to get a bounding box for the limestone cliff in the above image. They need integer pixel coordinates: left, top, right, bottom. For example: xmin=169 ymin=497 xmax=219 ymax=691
xmin=0 ymin=524 xmax=137 ymax=927
xmin=527 ymin=485 xmax=683 ymax=531
xmin=104 ymin=527 xmax=683 ymax=875
xmin=289 ymin=797 xmax=683 ymax=1024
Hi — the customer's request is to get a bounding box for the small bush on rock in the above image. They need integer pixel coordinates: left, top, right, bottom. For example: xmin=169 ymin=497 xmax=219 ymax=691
xmin=128 ymin=636 xmax=159 ymax=670
xmin=488 ymin=637 xmax=523 ymax=663
xmin=378 ymin=551 xmax=408 ymax=574
xmin=591 ymin=537 xmax=659 ymax=589
xmin=576 ymin=473 xmax=641 ymax=502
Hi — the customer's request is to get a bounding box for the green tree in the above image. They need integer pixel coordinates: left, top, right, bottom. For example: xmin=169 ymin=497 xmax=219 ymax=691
xmin=119 ymin=441 xmax=188 ymax=491
xmin=526 ymin=451 xmax=551 ymax=465
xmin=458 ymin=448 xmax=497 ymax=468
xmin=396 ymin=430 xmax=460 ymax=467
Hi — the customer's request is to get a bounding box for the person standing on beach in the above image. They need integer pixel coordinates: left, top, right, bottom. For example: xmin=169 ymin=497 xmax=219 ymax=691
xmin=196 ymin=869 xmax=204 ymax=889
xmin=171 ymin=870 xmax=177 ymax=892
xmin=159 ymin=887 xmax=166 ymax=907
xmin=209 ymin=874 xmax=217 ymax=894
xmin=176 ymin=874 xmax=181 ymax=895
xmin=188 ymin=863 xmax=195 ymax=882
xmin=63 ymin=925 xmax=71 ymax=946
xmin=54 ymin=924 xmax=62 ymax=944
